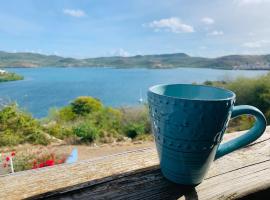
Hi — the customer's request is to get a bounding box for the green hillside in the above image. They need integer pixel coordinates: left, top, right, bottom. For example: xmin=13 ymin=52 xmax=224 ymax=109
xmin=0 ymin=51 xmax=270 ymax=70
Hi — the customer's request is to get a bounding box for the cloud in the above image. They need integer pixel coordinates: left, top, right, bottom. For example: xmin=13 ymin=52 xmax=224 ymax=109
xmin=201 ymin=17 xmax=215 ymax=25
xmin=243 ymin=40 xmax=270 ymax=48
xmin=235 ymin=0 xmax=270 ymax=5
xmin=208 ymin=30 xmax=224 ymax=36
xmin=111 ymin=48 xmax=130 ymax=57
xmin=63 ymin=9 xmax=86 ymax=17
xmin=147 ymin=17 xmax=194 ymax=33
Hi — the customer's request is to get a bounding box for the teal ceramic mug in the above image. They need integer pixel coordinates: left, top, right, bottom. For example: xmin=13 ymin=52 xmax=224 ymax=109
xmin=148 ymin=84 xmax=267 ymax=185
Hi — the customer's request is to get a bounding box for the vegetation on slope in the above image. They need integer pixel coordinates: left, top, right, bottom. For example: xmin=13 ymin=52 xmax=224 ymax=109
xmin=204 ymin=72 xmax=270 ymax=131
xmin=0 ymin=104 xmax=49 ymax=146
xmin=0 ymin=97 xmax=151 ymax=146
xmin=0 ymin=71 xmax=23 ymax=82
xmin=1 ymin=51 xmax=270 ymax=69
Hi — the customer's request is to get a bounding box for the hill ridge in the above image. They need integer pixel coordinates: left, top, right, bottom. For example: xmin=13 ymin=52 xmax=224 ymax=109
xmin=0 ymin=51 xmax=269 ymax=70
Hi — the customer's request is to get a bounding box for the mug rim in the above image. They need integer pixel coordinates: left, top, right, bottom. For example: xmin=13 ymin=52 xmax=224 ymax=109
xmin=148 ymin=83 xmax=236 ymax=102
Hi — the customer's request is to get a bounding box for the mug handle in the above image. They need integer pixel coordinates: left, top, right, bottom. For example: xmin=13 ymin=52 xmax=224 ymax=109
xmin=215 ymin=105 xmax=267 ymax=159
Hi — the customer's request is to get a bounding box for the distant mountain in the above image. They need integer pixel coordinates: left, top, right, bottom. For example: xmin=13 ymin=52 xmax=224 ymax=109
xmin=0 ymin=51 xmax=270 ymax=70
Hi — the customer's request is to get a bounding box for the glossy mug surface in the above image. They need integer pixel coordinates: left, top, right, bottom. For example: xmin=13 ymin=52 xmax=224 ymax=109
xmin=148 ymin=84 xmax=266 ymax=185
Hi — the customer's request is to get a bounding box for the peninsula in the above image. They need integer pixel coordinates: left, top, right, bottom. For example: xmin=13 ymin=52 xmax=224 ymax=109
xmin=0 ymin=69 xmax=24 ymax=82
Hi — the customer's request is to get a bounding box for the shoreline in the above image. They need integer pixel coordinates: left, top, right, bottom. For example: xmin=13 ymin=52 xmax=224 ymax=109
xmin=1 ymin=66 xmax=270 ymax=71
xmin=0 ymin=72 xmax=24 ymax=83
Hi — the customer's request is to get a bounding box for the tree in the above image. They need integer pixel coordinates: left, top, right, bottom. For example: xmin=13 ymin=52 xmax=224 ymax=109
xmin=71 ymin=96 xmax=102 ymax=116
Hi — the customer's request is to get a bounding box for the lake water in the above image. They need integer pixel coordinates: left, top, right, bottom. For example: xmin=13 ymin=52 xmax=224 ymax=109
xmin=0 ymin=67 xmax=268 ymax=118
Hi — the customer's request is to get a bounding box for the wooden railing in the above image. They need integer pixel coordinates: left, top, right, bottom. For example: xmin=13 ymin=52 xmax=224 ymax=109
xmin=0 ymin=127 xmax=269 ymax=200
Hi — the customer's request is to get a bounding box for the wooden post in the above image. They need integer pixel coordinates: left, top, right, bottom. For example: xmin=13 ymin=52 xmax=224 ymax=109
xmin=10 ymin=157 xmax=14 ymax=174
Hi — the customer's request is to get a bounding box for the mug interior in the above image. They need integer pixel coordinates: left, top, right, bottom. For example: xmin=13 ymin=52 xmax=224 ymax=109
xmin=149 ymin=84 xmax=235 ymax=101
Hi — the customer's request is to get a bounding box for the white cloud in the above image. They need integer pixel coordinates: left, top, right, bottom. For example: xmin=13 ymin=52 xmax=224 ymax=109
xmin=208 ymin=30 xmax=224 ymax=36
xmin=63 ymin=9 xmax=86 ymax=17
xmin=111 ymin=48 xmax=130 ymax=57
xmin=201 ymin=17 xmax=215 ymax=25
xmin=148 ymin=17 xmax=194 ymax=33
xmin=243 ymin=40 xmax=270 ymax=48
xmin=235 ymin=0 xmax=270 ymax=5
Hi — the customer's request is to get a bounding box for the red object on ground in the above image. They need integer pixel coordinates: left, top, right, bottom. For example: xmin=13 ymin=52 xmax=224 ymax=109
xmin=5 ymin=156 xmax=10 ymax=162
xmin=38 ymin=163 xmax=45 ymax=168
xmin=45 ymin=160 xmax=54 ymax=166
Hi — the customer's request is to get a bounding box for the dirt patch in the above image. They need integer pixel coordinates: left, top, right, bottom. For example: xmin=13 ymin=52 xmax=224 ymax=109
xmin=0 ymin=141 xmax=155 ymax=162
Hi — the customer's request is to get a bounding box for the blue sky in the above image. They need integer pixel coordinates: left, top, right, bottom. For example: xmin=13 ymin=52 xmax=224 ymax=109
xmin=0 ymin=0 xmax=270 ymax=58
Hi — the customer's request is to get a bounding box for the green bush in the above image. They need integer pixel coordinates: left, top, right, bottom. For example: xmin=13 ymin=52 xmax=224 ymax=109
xmin=0 ymin=97 xmax=153 ymax=147
xmin=0 ymin=104 xmax=50 ymax=146
xmin=123 ymin=123 xmax=145 ymax=139
xmin=58 ymin=106 xmax=77 ymax=121
xmin=73 ymin=122 xmax=100 ymax=142
xmin=120 ymin=106 xmax=151 ymax=138
xmin=203 ymin=80 xmax=213 ymax=86
xmin=26 ymin=130 xmax=50 ymax=145
xmin=204 ymin=73 xmax=270 ymax=131
xmin=87 ymin=107 xmax=122 ymax=133
xmin=0 ymin=130 xmax=23 ymax=146
xmin=71 ymin=96 xmax=103 ymax=116
xmin=226 ymin=74 xmax=270 ymax=121
xmin=226 ymin=115 xmax=255 ymax=133
xmin=45 ymin=97 xmax=125 ymax=143
xmin=46 ymin=124 xmax=73 ymax=140
xmin=0 ymin=72 xmax=23 ymax=82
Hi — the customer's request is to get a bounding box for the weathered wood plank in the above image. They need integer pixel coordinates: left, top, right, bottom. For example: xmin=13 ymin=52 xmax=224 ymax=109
xmin=37 ymin=160 xmax=270 ymax=200
xmin=0 ymin=127 xmax=269 ymax=200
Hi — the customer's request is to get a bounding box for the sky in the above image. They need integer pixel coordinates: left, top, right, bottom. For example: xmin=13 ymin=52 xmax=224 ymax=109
xmin=1 ymin=0 xmax=270 ymax=58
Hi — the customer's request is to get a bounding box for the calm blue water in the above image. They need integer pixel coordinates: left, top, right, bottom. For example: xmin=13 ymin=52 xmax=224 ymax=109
xmin=0 ymin=67 xmax=268 ymax=118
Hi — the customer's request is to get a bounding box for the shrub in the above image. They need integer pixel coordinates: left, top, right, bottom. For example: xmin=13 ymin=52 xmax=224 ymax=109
xmin=0 ymin=130 xmax=23 ymax=146
xmin=73 ymin=122 xmax=100 ymax=142
xmin=47 ymin=106 xmax=77 ymax=123
xmin=203 ymin=73 xmax=270 ymax=130
xmin=45 ymin=124 xmax=73 ymax=140
xmin=44 ymin=98 xmax=124 ymax=143
xmin=88 ymin=107 xmax=122 ymax=133
xmin=1 ymin=98 xmax=154 ymax=147
xmin=123 ymin=123 xmax=145 ymax=139
xmin=226 ymin=74 xmax=270 ymax=121
xmin=203 ymin=80 xmax=213 ymax=86
xmin=0 ymin=72 xmax=23 ymax=82
xmin=26 ymin=130 xmax=50 ymax=145
xmin=120 ymin=106 xmax=151 ymax=138
xmin=71 ymin=96 xmax=102 ymax=116
xmin=0 ymin=104 xmax=50 ymax=146
xmin=226 ymin=115 xmax=255 ymax=132
xmin=58 ymin=106 xmax=77 ymax=121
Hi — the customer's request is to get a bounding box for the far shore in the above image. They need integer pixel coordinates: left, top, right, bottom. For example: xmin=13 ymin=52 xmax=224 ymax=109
xmin=1 ymin=66 xmax=270 ymax=71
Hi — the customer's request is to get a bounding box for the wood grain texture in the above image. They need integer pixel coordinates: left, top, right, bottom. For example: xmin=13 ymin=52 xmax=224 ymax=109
xmin=0 ymin=128 xmax=269 ymax=200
